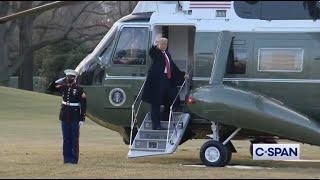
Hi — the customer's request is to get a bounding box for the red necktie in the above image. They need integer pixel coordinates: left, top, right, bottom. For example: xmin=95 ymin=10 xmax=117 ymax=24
xmin=163 ymin=52 xmax=171 ymax=79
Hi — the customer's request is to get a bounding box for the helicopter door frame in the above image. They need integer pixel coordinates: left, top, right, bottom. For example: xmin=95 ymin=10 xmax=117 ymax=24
xmin=105 ymin=23 xmax=151 ymax=77
xmin=103 ymin=23 xmax=151 ymax=109
xmin=151 ymin=23 xmax=196 ymax=73
xmin=151 ymin=24 xmax=196 ymax=101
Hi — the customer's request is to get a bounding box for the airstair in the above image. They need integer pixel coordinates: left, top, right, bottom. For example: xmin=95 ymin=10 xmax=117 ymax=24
xmin=128 ymin=75 xmax=190 ymax=158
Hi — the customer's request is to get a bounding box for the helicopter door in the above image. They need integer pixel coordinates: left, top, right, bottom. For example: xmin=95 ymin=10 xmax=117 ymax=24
xmin=104 ymin=25 xmax=150 ymax=109
xmin=153 ymin=25 xmax=195 ymax=101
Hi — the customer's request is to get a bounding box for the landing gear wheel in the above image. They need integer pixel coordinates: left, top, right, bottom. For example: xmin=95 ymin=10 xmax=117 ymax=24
xmin=200 ymin=140 xmax=231 ymax=167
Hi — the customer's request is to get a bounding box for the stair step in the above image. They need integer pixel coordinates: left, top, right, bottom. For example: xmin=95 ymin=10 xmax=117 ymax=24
xmin=139 ymin=130 xmax=173 ymax=139
xmin=128 ymin=112 xmax=191 ymax=158
xmin=143 ymin=121 xmax=176 ymax=130
xmin=144 ymin=112 xmax=184 ymax=121
xmin=130 ymin=147 xmax=166 ymax=152
xmin=135 ymin=138 xmax=168 ymax=141
xmin=134 ymin=139 xmax=167 ymax=149
xmin=140 ymin=129 xmax=173 ymax=132
xmin=144 ymin=115 xmax=183 ymax=123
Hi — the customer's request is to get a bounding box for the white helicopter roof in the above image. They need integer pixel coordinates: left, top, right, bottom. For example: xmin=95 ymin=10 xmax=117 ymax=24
xmin=132 ymin=1 xmax=320 ymax=33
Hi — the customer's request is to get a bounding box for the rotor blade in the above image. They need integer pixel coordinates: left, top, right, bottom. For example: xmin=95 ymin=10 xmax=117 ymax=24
xmin=0 ymin=1 xmax=81 ymax=24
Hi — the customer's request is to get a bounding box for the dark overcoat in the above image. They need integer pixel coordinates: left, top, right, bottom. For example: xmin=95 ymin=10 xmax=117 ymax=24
xmin=141 ymin=45 xmax=185 ymax=105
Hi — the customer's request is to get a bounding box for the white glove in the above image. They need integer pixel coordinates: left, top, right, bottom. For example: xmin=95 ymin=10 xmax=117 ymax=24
xmin=55 ymin=77 xmax=65 ymax=84
xmin=79 ymin=121 xmax=84 ymax=126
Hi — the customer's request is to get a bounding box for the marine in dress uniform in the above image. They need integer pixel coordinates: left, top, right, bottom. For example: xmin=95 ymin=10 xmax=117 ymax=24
xmin=141 ymin=38 xmax=188 ymax=130
xmin=48 ymin=69 xmax=87 ymax=164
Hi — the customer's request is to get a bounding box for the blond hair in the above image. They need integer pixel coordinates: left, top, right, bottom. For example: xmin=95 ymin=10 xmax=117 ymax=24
xmin=156 ymin=37 xmax=168 ymax=44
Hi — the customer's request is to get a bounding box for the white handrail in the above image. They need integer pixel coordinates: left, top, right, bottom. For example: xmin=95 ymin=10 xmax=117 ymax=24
xmin=209 ymin=32 xmax=223 ymax=84
xmin=129 ymin=79 xmax=146 ymax=149
xmin=165 ymin=70 xmax=190 ymax=147
xmin=168 ymin=112 xmax=183 ymax=144
xmin=129 ymin=107 xmax=135 ymax=149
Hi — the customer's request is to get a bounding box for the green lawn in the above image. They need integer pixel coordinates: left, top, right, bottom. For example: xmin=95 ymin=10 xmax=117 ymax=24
xmin=0 ymin=86 xmax=320 ymax=178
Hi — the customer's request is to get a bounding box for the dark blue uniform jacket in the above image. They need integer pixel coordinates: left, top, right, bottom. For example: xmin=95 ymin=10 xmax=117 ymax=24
xmin=49 ymin=80 xmax=86 ymax=122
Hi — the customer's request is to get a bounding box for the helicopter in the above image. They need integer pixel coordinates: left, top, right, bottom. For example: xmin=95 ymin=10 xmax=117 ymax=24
xmin=75 ymin=1 xmax=320 ymax=166
xmin=3 ymin=1 xmax=320 ymax=167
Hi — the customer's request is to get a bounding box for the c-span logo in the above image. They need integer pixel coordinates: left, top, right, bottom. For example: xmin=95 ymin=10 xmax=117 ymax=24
xmin=253 ymin=144 xmax=300 ymax=160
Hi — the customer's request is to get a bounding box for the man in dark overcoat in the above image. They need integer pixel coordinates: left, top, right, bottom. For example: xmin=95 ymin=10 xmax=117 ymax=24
xmin=142 ymin=37 xmax=188 ymax=130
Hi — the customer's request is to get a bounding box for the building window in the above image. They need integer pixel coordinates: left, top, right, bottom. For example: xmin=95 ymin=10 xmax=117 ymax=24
xmin=258 ymin=48 xmax=304 ymax=72
xmin=113 ymin=27 xmax=148 ymax=65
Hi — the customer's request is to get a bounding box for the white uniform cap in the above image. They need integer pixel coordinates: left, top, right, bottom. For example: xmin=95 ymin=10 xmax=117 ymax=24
xmin=64 ymin=69 xmax=78 ymax=76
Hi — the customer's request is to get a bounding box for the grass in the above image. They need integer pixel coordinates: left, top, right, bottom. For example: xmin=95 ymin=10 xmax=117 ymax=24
xmin=0 ymin=86 xmax=320 ymax=178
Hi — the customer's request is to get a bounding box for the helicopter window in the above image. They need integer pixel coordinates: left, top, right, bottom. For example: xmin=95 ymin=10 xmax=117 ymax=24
xmin=77 ymin=25 xmax=118 ymax=86
xmin=258 ymin=48 xmax=304 ymax=72
xmin=113 ymin=27 xmax=148 ymax=65
xmin=99 ymin=29 xmax=116 ymax=66
xmin=226 ymin=48 xmax=248 ymax=74
xmin=234 ymin=1 xmax=320 ymax=20
xmin=194 ymin=33 xmax=216 ymax=77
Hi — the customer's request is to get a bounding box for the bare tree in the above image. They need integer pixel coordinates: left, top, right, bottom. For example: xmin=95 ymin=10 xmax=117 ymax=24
xmin=18 ymin=1 xmax=34 ymax=90
xmin=0 ymin=1 xmax=18 ymax=86
xmin=2 ymin=1 xmax=138 ymax=90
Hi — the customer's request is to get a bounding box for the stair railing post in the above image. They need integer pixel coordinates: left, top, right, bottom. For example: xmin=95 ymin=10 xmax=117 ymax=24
xmin=165 ymin=73 xmax=189 ymax=149
xmin=129 ymin=105 xmax=135 ymax=149
xmin=129 ymin=80 xmax=146 ymax=150
xmin=166 ymin=105 xmax=174 ymax=148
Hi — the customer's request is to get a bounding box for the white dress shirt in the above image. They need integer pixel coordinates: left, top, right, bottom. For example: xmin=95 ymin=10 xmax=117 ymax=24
xmin=162 ymin=51 xmax=171 ymax=74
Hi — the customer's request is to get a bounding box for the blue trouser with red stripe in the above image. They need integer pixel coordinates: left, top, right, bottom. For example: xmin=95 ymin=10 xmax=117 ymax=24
xmin=61 ymin=120 xmax=80 ymax=164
